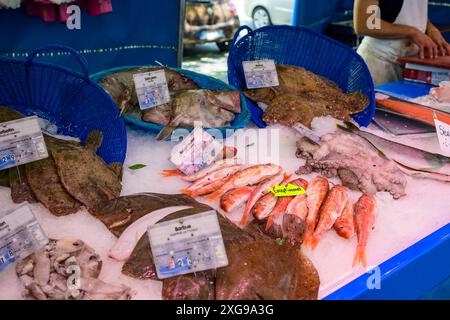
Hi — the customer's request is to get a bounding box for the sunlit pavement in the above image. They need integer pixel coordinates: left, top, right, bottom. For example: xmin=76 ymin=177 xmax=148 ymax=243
xmin=182 ymin=43 xmax=230 ymax=83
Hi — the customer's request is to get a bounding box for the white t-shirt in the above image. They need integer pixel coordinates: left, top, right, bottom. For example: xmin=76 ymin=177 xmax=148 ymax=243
xmin=359 ymin=0 xmax=429 ymax=61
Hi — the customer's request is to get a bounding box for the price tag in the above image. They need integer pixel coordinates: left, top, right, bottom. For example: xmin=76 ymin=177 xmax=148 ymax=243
xmin=243 ymin=60 xmax=279 ymax=89
xmin=0 ymin=204 xmax=48 ymax=272
xmin=133 ymin=70 xmax=171 ymax=110
xmin=0 ymin=116 xmax=48 ymax=171
xmin=170 ymin=126 xmax=223 ymax=175
xmin=268 ymin=183 xmax=306 ymax=197
xmin=292 ymin=123 xmax=322 ymax=144
xmin=434 ymin=114 xmax=450 ymax=155
xmin=148 ymin=210 xmax=228 ymax=280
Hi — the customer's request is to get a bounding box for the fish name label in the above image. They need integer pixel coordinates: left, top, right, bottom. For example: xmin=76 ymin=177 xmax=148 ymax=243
xmin=0 ymin=116 xmax=48 ymax=171
xmin=243 ymin=60 xmax=279 ymax=89
xmin=434 ymin=117 xmax=450 ymax=155
xmin=148 ymin=210 xmax=228 ymax=280
xmin=133 ymin=69 xmax=171 ymax=110
xmin=268 ymin=183 xmax=306 ymax=197
xmin=170 ymin=126 xmax=223 ymax=175
xmin=0 ymin=204 xmax=48 ymax=272
xmin=292 ymin=123 xmax=322 ymax=144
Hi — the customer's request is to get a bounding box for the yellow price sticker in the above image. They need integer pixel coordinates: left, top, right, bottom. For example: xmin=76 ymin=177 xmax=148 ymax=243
xmin=267 ymin=183 xmax=306 ymax=197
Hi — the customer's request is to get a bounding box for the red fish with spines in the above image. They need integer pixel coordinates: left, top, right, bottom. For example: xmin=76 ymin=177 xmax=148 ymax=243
xmin=239 ymin=171 xmax=287 ymax=226
xmin=181 ymin=165 xmax=242 ymax=194
xmin=310 ymin=185 xmax=349 ymax=249
xmin=252 ymin=174 xmax=293 ymax=221
xmin=265 ymin=178 xmax=309 ymax=230
xmin=303 ymin=176 xmax=329 ymax=246
xmin=206 ymin=164 xmax=282 ymax=201
xmin=353 ymin=194 xmax=376 ymax=267
xmin=220 ymin=186 xmax=255 ymax=213
xmin=334 ymin=200 xmax=355 ymax=239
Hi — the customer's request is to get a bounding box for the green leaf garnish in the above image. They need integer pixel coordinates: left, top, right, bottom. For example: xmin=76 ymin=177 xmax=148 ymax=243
xmin=129 ymin=164 xmax=146 ymax=170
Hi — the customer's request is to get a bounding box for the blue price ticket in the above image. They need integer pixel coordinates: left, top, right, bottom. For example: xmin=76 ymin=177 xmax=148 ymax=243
xmin=148 ymin=210 xmax=228 ymax=279
xmin=133 ymin=69 xmax=171 ymax=110
xmin=0 ymin=116 xmax=48 ymax=171
xmin=0 ymin=204 xmax=48 ymax=272
xmin=243 ymin=59 xmax=279 ymax=89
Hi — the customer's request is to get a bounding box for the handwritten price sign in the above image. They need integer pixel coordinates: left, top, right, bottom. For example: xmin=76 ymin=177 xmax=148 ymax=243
xmin=434 ymin=117 xmax=450 ymax=155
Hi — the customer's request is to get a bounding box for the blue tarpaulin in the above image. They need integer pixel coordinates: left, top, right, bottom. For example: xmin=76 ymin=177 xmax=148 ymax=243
xmin=0 ymin=0 xmax=183 ymax=73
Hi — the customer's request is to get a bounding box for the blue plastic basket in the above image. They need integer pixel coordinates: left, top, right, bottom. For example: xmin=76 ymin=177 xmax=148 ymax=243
xmin=228 ymin=25 xmax=376 ymax=128
xmin=0 ymin=45 xmax=127 ymax=164
xmin=90 ymin=66 xmax=251 ymax=137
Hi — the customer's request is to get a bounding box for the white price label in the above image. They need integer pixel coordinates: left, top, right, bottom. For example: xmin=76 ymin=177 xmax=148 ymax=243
xmin=0 ymin=204 xmax=48 ymax=272
xmin=434 ymin=116 xmax=450 ymax=155
xmin=133 ymin=70 xmax=171 ymax=110
xmin=243 ymin=59 xmax=279 ymax=89
xmin=148 ymin=210 xmax=228 ymax=280
xmin=0 ymin=116 xmax=48 ymax=171
xmin=170 ymin=126 xmax=223 ymax=175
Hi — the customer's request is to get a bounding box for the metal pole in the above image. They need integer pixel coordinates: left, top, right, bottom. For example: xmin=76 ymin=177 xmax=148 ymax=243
xmin=177 ymin=0 xmax=187 ymax=68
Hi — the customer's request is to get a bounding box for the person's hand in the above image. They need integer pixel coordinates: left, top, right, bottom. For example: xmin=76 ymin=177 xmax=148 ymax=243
xmin=409 ymin=28 xmax=439 ymax=59
xmin=427 ymin=26 xmax=450 ymax=57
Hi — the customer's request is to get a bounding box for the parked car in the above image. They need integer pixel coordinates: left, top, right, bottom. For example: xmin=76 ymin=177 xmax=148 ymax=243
xmin=184 ymin=0 xmax=240 ymax=51
xmin=244 ymin=0 xmax=294 ymax=28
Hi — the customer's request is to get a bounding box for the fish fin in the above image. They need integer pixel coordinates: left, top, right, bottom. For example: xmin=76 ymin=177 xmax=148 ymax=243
xmin=156 ymin=126 xmax=176 ymax=141
xmin=206 ymin=190 xmax=222 ymax=201
xmin=180 ymin=189 xmax=195 ymax=196
xmin=84 ymin=130 xmax=104 ymax=151
xmin=239 ymin=205 xmax=252 ymax=226
xmin=265 ymin=216 xmax=274 ymax=231
xmin=108 ymin=162 xmax=123 ymax=180
xmin=303 ymin=225 xmax=314 ymax=247
xmin=161 ymin=169 xmax=183 ymax=177
xmin=310 ymin=235 xmax=320 ymax=250
xmin=353 ymin=245 xmax=367 ymax=267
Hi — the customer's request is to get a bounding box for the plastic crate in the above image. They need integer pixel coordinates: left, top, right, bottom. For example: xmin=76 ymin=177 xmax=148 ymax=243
xmin=228 ymin=25 xmax=375 ymax=128
xmin=0 ymin=45 xmax=127 ymax=164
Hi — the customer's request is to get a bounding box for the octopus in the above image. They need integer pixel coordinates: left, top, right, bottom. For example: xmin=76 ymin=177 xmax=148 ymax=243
xmin=296 ymin=132 xmax=407 ymax=199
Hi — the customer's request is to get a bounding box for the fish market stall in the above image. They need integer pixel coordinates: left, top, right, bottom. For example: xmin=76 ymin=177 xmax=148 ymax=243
xmin=1 ymin=124 xmax=450 ymax=299
xmin=1 ymin=22 xmax=450 ymax=300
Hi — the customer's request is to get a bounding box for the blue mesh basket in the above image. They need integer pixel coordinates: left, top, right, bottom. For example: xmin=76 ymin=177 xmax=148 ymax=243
xmin=91 ymin=66 xmax=251 ymax=137
xmin=0 ymin=45 xmax=127 ymax=164
xmin=228 ymin=25 xmax=375 ymax=128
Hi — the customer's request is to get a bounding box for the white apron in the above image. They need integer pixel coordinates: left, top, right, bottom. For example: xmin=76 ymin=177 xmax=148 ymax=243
xmin=357 ymin=0 xmax=429 ymax=86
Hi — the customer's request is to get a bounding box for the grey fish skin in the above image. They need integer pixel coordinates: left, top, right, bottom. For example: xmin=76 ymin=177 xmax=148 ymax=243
xmin=358 ymin=130 xmax=450 ymax=174
xmin=108 ymin=193 xmax=319 ymax=300
xmin=99 ymin=66 xmax=199 ymax=115
xmin=155 ymin=90 xmax=238 ymax=140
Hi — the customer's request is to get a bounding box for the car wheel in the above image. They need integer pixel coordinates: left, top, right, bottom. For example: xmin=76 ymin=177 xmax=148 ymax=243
xmin=252 ymin=6 xmax=271 ymax=29
xmin=216 ymin=41 xmax=231 ymax=52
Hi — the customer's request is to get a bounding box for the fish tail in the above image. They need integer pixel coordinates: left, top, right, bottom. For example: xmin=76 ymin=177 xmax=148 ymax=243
xmin=156 ymin=126 xmax=176 ymax=141
xmin=353 ymin=244 xmax=367 ymax=267
xmin=161 ymin=169 xmax=183 ymax=177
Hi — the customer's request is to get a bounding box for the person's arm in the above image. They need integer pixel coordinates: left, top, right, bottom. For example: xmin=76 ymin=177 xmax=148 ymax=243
xmin=426 ymin=20 xmax=450 ymax=56
xmin=354 ymin=0 xmax=438 ymax=59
